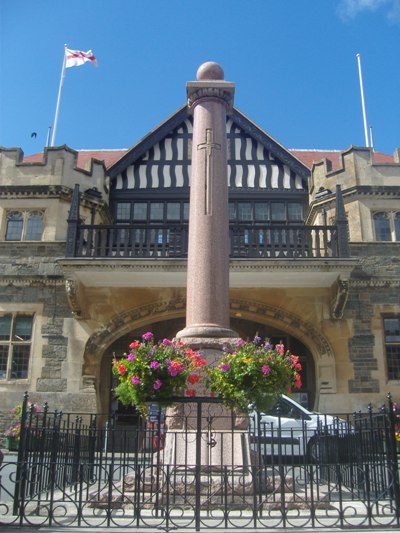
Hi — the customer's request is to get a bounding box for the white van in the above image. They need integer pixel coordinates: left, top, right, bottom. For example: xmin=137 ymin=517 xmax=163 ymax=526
xmin=249 ymin=394 xmax=349 ymax=461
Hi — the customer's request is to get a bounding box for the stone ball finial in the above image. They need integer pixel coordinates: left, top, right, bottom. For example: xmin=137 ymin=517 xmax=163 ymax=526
xmin=196 ymin=62 xmax=224 ymax=81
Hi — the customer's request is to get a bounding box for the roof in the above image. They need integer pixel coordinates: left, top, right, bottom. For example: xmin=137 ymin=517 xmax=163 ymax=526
xmin=23 ymin=149 xmax=126 ymax=169
xmin=23 ymin=147 xmax=396 ymax=173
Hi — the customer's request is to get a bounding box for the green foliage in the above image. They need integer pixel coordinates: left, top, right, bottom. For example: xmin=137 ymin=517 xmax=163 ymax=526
xmin=207 ymin=337 xmax=302 ymax=413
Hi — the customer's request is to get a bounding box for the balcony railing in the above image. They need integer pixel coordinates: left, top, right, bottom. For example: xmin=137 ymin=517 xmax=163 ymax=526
xmin=65 ymin=185 xmax=350 ymax=260
xmin=64 ymin=222 xmax=347 ymax=259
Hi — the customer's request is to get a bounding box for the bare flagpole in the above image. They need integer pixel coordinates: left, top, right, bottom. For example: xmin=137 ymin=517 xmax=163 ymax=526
xmin=356 ymin=53 xmax=370 ymax=148
xmin=51 ymin=44 xmax=68 ymax=147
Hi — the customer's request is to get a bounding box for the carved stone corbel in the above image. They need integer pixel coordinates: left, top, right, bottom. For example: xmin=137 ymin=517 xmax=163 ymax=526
xmin=331 ymin=277 xmax=349 ymax=319
xmin=65 ymin=279 xmax=82 ymax=317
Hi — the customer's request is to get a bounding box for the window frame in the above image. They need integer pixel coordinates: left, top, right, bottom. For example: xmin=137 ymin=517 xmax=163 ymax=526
xmin=4 ymin=210 xmax=44 ymax=242
xmin=373 ymin=211 xmax=400 ymax=242
xmin=383 ymin=315 xmax=400 ymax=381
xmin=0 ymin=314 xmax=34 ymax=381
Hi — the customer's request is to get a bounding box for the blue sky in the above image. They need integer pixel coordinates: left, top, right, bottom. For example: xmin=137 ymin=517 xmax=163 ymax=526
xmin=1 ymin=0 xmax=399 ymax=156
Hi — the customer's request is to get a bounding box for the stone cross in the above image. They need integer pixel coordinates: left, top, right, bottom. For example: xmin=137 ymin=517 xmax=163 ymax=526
xmin=177 ymin=62 xmax=236 ymax=339
xmin=197 ymin=128 xmax=221 ymax=215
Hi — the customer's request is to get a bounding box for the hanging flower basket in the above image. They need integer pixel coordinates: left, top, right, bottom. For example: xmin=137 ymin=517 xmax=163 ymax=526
xmin=112 ymin=332 xmax=207 ymax=416
xmin=206 ymin=337 xmax=302 ymax=413
xmin=113 ymin=332 xmax=303 ymax=416
xmin=3 ymin=401 xmax=42 ymax=450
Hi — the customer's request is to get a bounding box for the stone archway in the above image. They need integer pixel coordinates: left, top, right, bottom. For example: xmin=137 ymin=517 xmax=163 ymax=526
xmin=82 ymin=296 xmax=336 ymax=413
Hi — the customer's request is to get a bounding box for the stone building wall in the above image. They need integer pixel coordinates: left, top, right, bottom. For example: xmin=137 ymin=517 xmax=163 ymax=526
xmin=344 ymin=243 xmax=400 ymax=407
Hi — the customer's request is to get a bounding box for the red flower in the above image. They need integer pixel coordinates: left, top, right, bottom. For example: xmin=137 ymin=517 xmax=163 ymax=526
xmin=129 ymin=341 xmax=141 ymax=349
xmin=294 ymin=374 xmax=302 ymax=389
xmin=118 ymin=364 xmax=127 ymax=375
xmin=186 ymin=389 xmax=196 ymax=397
xmin=188 ymin=373 xmax=200 ymax=384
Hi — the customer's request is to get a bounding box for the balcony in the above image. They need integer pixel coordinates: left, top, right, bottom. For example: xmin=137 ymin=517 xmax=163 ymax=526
xmin=65 ymin=222 xmax=343 ymax=260
xmin=59 ymin=184 xmax=355 ymax=298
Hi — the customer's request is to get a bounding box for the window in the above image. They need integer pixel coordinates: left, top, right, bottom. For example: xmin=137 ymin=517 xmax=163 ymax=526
xmin=395 ymin=213 xmax=400 ymax=240
xmin=373 ymin=211 xmax=400 ymax=242
xmin=373 ymin=212 xmax=391 ymax=241
xmin=0 ymin=315 xmax=33 ymax=380
xmin=228 ymin=200 xmax=306 ymax=225
xmin=150 ymin=203 xmax=163 ymax=220
xmin=255 ymin=203 xmax=269 ymax=221
xmin=288 ymin=203 xmax=303 ymax=221
xmin=5 ymin=211 xmax=44 ymax=241
xmin=116 ymin=201 xmax=189 ymax=224
xmin=133 ymin=203 xmax=147 ymax=220
xmin=271 ymin=203 xmax=286 ymax=221
xmin=5 ymin=212 xmax=23 ymax=240
xmin=238 ymin=203 xmax=252 ymax=221
xmin=166 ymin=202 xmax=180 ymax=221
xmin=116 ymin=202 xmax=131 ymax=221
xmin=384 ymin=317 xmax=400 ymax=380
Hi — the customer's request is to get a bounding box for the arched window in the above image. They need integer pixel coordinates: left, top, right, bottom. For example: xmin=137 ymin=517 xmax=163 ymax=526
xmin=26 ymin=212 xmax=44 ymax=241
xmin=4 ymin=210 xmax=44 ymax=241
xmin=373 ymin=212 xmax=391 ymax=241
xmin=5 ymin=212 xmax=23 ymax=241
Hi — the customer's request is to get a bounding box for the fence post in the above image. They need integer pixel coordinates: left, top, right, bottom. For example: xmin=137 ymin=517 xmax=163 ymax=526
xmin=387 ymin=394 xmax=400 ymax=513
xmin=13 ymin=392 xmax=29 ymax=519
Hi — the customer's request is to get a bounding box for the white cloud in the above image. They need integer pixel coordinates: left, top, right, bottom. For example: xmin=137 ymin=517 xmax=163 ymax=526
xmin=338 ymin=0 xmax=400 ymax=22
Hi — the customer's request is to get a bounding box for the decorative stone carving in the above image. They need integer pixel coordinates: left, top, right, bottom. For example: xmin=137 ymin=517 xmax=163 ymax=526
xmin=65 ymin=279 xmax=82 ymax=317
xmin=331 ymin=278 xmax=349 ymax=319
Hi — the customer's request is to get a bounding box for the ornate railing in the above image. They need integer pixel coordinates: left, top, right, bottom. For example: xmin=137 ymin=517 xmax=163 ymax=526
xmin=65 ymin=222 xmax=342 ymax=259
xmin=1 ymin=394 xmax=399 ymax=530
xmin=65 ymin=185 xmax=351 ymax=260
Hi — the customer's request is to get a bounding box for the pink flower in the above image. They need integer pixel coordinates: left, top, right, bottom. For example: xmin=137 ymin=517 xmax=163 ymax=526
xmin=131 ymin=376 xmax=141 ymax=385
xmin=276 ymin=342 xmax=285 ymax=355
xmin=168 ymin=360 xmax=184 ymax=376
xmin=150 ymin=360 xmax=159 ymax=369
xmin=153 ymin=379 xmax=162 ymax=390
xmin=127 ymin=353 xmax=135 ymax=361
xmin=142 ymin=332 xmax=154 ymax=341
xmin=236 ymin=339 xmax=246 ymax=347
xmin=220 ymin=362 xmax=231 ymax=372
xmin=262 ymin=365 xmax=270 ymax=375
xmin=162 ymin=338 xmax=173 ymax=346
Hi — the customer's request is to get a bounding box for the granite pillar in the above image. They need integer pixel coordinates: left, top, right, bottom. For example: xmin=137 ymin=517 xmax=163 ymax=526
xmin=177 ymin=62 xmax=237 ymax=339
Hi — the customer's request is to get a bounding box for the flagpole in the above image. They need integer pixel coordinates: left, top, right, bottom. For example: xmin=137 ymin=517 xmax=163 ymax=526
xmin=51 ymin=44 xmax=68 ymax=147
xmin=356 ymin=53 xmax=370 ymax=148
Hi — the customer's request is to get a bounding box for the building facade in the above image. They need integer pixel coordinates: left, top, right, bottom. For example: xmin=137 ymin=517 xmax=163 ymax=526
xmin=0 ymin=102 xmax=399 ymax=438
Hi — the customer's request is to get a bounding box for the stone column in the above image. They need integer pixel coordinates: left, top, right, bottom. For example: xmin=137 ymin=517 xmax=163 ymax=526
xmin=177 ymin=62 xmax=237 ymax=339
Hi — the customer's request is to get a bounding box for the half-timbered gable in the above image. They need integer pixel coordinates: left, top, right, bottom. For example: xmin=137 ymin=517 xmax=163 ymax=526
xmin=108 ymin=106 xmax=310 ymax=229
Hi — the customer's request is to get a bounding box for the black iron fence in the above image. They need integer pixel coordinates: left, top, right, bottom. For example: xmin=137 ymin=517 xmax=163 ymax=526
xmin=1 ymin=395 xmax=399 ymax=530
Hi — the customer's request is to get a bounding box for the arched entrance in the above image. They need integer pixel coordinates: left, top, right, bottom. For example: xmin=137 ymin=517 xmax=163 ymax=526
xmin=98 ymin=315 xmax=317 ymax=421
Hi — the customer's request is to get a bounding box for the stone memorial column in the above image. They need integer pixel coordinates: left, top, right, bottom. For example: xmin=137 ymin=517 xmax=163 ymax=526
xmin=166 ymin=64 xmax=250 ymax=475
xmin=177 ymin=61 xmax=237 ymax=339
